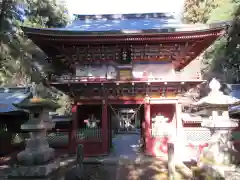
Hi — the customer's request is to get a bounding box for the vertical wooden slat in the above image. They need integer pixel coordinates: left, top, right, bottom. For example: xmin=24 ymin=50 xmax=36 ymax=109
xmin=69 ymin=104 xmax=78 ymax=153
xmin=168 ymin=142 xmax=176 ymax=180
xmin=102 ymin=99 xmax=109 ymax=154
xmin=175 ymin=103 xmax=184 ymax=162
xmin=144 ymin=100 xmax=151 ymax=153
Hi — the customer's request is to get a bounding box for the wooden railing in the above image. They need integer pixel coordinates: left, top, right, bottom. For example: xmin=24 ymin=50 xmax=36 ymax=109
xmin=183 ymin=127 xmax=211 ymax=142
xmin=47 ymin=128 xmax=102 ymax=146
xmin=51 ymin=73 xmax=202 ymax=83
xmin=2 ymin=128 xmax=102 ymax=149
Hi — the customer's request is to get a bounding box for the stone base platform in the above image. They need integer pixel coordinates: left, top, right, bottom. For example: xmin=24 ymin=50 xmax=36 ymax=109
xmin=7 ymin=159 xmax=60 ymax=178
xmin=199 ymin=163 xmax=240 ymax=179
xmin=1 ymin=154 xmax=76 ymax=180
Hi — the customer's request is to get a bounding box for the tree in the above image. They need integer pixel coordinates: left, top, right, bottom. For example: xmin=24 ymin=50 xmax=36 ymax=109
xmin=0 ymin=0 xmax=69 ymax=84
xmin=0 ymin=0 xmax=27 ymax=84
xmin=183 ymin=0 xmax=218 ymax=23
xmin=207 ymin=0 xmax=237 ymax=22
xmin=0 ymin=0 xmax=72 ymax=114
xmin=0 ymin=0 xmax=24 ymax=32
xmin=183 ymin=0 xmax=240 ymax=83
xmin=202 ymin=0 xmax=240 ymax=82
xmin=222 ymin=4 xmax=240 ymax=82
xmin=24 ymin=0 xmax=69 ymax=28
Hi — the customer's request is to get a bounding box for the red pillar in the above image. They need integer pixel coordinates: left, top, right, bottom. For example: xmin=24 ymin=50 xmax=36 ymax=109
xmin=69 ymin=104 xmax=78 ymax=153
xmin=144 ymin=101 xmax=151 ymax=154
xmin=102 ymin=99 xmax=109 ymax=154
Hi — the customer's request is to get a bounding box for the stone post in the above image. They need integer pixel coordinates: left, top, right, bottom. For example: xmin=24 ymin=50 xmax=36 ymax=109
xmin=167 ymin=142 xmax=176 ymax=180
xmin=76 ymin=144 xmax=84 ymax=179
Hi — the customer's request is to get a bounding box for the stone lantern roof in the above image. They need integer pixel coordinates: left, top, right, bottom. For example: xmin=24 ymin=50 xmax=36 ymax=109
xmin=193 ymin=78 xmax=240 ymax=109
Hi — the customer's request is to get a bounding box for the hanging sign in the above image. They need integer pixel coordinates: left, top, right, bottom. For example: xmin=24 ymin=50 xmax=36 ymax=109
xmin=119 ymin=69 xmax=132 ymax=81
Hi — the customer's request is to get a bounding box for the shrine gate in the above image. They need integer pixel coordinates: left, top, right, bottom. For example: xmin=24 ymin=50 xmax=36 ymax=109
xmin=22 ymin=13 xmax=225 ymax=158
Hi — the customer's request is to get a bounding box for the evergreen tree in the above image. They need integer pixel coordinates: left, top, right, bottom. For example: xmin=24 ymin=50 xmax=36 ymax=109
xmin=183 ymin=0 xmax=240 ymax=83
xmin=0 ymin=0 xmax=71 ymax=114
xmin=183 ymin=0 xmax=218 ymax=23
xmin=223 ymin=4 xmax=240 ymax=82
xmin=0 ymin=0 xmax=69 ymax=85
xmin=24 ymin=0 xmax=69 ymax=28
xmin=202 ymin=0 xmax=240 ymax=82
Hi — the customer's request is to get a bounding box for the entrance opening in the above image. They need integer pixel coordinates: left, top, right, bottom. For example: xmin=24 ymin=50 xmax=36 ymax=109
xmin=108 ymin=104 xmax=144 ymax=134
xmin=108 ymin=104 xmax=144 ymax=158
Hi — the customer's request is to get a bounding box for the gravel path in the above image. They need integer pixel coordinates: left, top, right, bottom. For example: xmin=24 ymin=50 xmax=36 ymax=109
xmin=82 ymin=164 xmax=117 ymax=180
xmin=82 ymin=159 xmax=170 ymax=180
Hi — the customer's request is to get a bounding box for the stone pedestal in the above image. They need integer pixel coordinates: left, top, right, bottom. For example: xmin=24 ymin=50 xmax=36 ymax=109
xmin=8 ymin=159 xmax=60 ymax=177
xmin=6 ymin=154 xmax=78 ymax=180
xmin=200 ymin=117 xmax=238 ymax=165
xmin=198 ymin=117 xmax=239 ymax=179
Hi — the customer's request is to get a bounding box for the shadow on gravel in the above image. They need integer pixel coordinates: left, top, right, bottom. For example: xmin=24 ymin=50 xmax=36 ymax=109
xmin=117 ymin=160 xmax=169 ymax=180
xmin=82 ymin=164 xmax=117 ymax=180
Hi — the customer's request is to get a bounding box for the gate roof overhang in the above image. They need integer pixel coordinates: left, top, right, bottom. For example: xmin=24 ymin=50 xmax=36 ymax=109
xmin=21 ymin=14 xmax=226 ymax=72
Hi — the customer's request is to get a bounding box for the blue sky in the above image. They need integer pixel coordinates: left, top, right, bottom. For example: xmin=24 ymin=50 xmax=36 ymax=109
xmin=66 ymin=0 xmax=185 ymax=17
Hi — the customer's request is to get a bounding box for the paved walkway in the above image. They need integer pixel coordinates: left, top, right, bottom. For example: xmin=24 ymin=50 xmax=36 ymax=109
xmin=110 ymin=133 xmax=142 ymax=160
xmin=83 ymin=134 xmax=170 ymax=180
xmin=109 ymin=134 xmax=170 ymax=180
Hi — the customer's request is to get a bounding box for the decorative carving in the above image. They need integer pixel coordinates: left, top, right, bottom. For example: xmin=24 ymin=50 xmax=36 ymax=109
xmin=48 ymin=42 xmax=200 ymax=70
xmin=84 ymin=114 xmax=100 ymax=128
xmin=151 ymin=114 xmax=169 ymax=137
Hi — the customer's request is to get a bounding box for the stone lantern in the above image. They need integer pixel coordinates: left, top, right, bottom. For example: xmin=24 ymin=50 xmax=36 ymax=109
xmin=194 ymin=78 xmax=240 ymax=177
xmin=10 ymin=96 xmax=60 ymax=177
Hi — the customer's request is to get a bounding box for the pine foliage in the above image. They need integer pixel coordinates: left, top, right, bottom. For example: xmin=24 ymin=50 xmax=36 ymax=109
xmin=183 ymin=0 xmax=240 ymax=83
xmin=0 ymin=0 xmax=72 ymax=114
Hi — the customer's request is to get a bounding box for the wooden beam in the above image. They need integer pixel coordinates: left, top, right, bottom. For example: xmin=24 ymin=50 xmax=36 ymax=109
xmin=27 ymin=28 xmax=223 ymax=44
xmin=175 ymin=37 xmax=218 ymax=70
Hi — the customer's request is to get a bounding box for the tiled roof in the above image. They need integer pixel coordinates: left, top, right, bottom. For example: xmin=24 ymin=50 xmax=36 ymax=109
xmin=65 ymin=13 xmax=177 ymax=31
xmin=22 ymin=13 xmax=227 ymax=36
xmin=0 ymin=87 xmax=31 ymax=113
xmin=228 ymin=84 xmax=240 ymax=99
xmin=53 ymin=13 xmax=215 ymax=32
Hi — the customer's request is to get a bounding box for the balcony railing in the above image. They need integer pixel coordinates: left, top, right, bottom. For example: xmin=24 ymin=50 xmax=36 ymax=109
xmin=51 ymin=73 xmax=201 ymax=83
